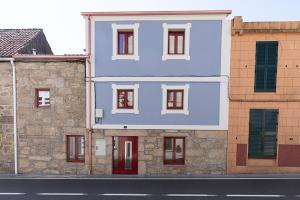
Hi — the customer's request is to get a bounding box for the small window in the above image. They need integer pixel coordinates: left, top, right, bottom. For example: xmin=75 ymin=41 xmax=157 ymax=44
xmin=118 ymin=31 xmax=134 ymax=55
xmin=168 ymin=31 xmax=184 ymax=55
xmin=167 ymin=90 xmax=184 ymax=109
xmin=117 ymin=89 xmax=134 ymax=109
xmin=67 ymin=135 xmax=85 ymax=162
xmin=35 ymin=89 xmax=50 ymax=108
xmin=164 ymin=137 xmax=185 ymax=165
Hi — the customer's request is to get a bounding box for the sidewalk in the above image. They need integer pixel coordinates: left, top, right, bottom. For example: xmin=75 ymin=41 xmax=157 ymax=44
xmin=1 ymin=173 xmax=300 ymax=179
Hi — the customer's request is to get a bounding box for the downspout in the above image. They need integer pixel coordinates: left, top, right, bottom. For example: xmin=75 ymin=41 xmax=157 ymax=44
xmin=87 ymin=15 xmax=93 ymax=175
xmin=0 ymin=58 xmax=18 ymax=174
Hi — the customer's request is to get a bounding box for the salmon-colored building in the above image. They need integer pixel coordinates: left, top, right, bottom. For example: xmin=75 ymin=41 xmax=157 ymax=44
xmin=228 ymin=17 xmax=300 ymax=174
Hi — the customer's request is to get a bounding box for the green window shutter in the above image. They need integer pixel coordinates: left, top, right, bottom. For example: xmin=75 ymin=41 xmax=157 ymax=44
xmin=249 ymin=109 xmax=278 ymax=159
xmin=255 ymin=42 xmax=278 ymax=92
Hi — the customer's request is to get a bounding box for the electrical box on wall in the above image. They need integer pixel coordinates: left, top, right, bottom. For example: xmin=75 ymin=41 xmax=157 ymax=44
xmin=95 ymin=139 xmax=106 ymax=156
xmin=95 ymin=109 xmax=103 ymax=118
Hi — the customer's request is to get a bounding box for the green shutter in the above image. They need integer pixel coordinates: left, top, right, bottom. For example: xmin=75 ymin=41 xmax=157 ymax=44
xmin=255 ymin=42 xmax=278 ymax=92
xmin=249 ymin=109 xmax=278 ymax=159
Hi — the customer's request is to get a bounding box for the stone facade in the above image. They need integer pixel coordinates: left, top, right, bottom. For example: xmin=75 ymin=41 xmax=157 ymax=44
xmin=228 ymin=17 xmax=300 ymax=174
xmin=92 ymin=129 xmax=227 ymax=175
xmin=15 ymin=61 xmax=87 ymax=174
xmin=0 ymin=62 xmax=14 ymax=173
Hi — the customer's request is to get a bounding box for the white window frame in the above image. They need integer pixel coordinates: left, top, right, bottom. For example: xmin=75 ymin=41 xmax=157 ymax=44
xmin=112 ymin=23 xmax=139 ymax=61
xmin=112 ymin=84 xmax=139 ymax=114
xmin=162 ymin=23 xmax=191 ymax=61
xmin=161 ymin=84 xmax=189 ymax=115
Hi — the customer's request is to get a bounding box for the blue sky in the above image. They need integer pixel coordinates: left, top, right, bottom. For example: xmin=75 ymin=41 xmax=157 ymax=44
xmin=1 ymin=0 xmax=299 ymax=54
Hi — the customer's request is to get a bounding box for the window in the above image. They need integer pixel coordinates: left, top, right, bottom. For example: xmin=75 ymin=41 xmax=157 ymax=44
xmin=66 ymin=135 xmax=85 ymax=162
xmin=248 ymin=109 xmax=278 ymax=159
xmin=167 ymin=90 xmax=184 ymax=109
xmin=35 ymin=89 xmax=50 ymax=107
xmin=162 ymin=23 xmax=191 ymax=60
xmin=161 ymin=84 xmax=189 ymax=115
xmin=118 ymin=31 xmax=134 ymax=55
xmin=254 ymin=41 xmax=278 ymax=92
xmin=168 ymin=31 xmax=185 ymax=55
xmin=117 ymin=89 xmax=134 ymax=109
xmin=164 ymin=137 xmax=185 ymax=165
xmin=112 ymin=23 xmax=139 ymax=60
xmin=112 ymin=84 xmax=139 ymax=114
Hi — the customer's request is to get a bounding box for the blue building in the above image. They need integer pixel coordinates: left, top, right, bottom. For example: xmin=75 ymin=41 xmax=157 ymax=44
xmin=83 ymin=10 xmax=231 ymax=175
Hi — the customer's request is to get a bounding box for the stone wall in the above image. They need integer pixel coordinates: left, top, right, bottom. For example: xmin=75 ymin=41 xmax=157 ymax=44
xmin=0 ymin=62 xmax=14 ymax=173
xmin=16 ymin=61 xmax=87 ymax=174
xmin=92 ymin=129 xmax=227 ymax=175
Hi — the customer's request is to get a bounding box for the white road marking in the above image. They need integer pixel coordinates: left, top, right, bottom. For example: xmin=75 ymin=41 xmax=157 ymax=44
xmin=37 ymin=193 xmax=87 ymax=196
xmin=0 ymin=193 xmax=25 ymax=195
xmin=100 ymin=193 xmax=151 ymax=196
xmin=227 ymin=194 xmax=284 ymax=198
xmin=166 ymin=194 xmax=217 ymax=197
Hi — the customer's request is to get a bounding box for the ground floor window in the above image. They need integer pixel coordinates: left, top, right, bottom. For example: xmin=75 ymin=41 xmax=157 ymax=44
xmin=66 ymin=135 xmax=85 ymax=162
xmin=248 ymin=109 xmax=278 ymax=159
xmin=164 ymin=137 xmax=185 ymax=165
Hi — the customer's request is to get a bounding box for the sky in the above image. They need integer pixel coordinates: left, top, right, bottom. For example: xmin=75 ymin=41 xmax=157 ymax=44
xmin=1 ymin=0 xmax=299 ymax=54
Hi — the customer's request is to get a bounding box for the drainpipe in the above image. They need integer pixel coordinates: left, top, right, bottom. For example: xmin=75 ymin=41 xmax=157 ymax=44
xmin=0 ymin=58 xmax=18 ymax=174
xmin=87 ymin=15 xmax=93 ymax=175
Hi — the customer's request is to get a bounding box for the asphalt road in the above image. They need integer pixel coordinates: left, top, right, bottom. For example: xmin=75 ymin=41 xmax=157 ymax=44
xmin=0 ymin=177 xmax=299 ymax=199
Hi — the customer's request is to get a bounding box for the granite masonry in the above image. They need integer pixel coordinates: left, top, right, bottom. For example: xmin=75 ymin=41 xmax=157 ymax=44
xmin=14 ymin=58 xmax=88 ymax=174
xmin=0 ymin=62 xmax=14 ymax=173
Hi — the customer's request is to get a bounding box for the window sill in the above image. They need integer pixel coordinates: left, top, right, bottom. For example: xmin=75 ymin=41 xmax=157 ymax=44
xmin=112 ymin=55 xmax=139 ymax=61
xmin=162 ymin=54 xmax=190 ymax=61
xmin=161 ymin=110 xmax=189 ymax=115
xmin=112 ymin=109 xmax=139 ymax=114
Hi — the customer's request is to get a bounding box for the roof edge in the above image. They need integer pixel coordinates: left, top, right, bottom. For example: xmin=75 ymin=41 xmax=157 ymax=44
xmin=13 ymin=54 xmax=88 ymax=61
xmin=81 ymin=10 xmax=232 ymax=17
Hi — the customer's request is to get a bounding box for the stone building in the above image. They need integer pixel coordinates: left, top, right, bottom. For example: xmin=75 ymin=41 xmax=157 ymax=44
xmin=14 ymin=55 xmax=87 ymax=174
xmin=228 ymin=17 xmax=300 ymax=173
xmin=0 ymin=29 xmax=53 ymax=173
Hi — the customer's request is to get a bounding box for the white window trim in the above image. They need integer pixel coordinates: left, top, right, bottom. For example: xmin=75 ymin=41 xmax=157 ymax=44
xmin=161 ymin=84 xmax=189 ymax=115
xmin=112 ymin=84 xmax=139 ymax=114
xmin=111 ymin=23 xmax=139 ymax=61
xmin=162 ymin=23 xmax=191 ymax=61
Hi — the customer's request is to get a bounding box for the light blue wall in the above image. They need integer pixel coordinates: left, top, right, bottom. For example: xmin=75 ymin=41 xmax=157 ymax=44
xmin=95 ymin=82 xmax=220 ymax=125
xmin=94 ymin=20 xmax=222 ymax=77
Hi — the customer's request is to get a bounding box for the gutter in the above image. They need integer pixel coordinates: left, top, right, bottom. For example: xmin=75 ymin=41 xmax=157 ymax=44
xmin=0 ymin=58 xmax=18 ymax=174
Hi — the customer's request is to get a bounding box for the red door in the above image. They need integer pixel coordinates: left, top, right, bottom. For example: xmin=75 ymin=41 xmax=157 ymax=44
xmin=112 ymin=136 xmax=138 ymax=174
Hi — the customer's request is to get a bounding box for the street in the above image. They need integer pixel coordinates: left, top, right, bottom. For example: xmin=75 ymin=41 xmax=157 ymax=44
xmin=0 ymin=177 xmax=299 ymax=199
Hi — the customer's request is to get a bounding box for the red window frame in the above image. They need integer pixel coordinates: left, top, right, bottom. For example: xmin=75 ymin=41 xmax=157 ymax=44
xmin=168 ymin=31 xmax=185 ymax=55
xmin=35 ymin=88 xmax=50 ymax=108
xmin=118 ymin=31 xmax=134 ymax=55
xmin=66 ymin=135 xmax=85 ymax=163
xmin=117 ymin=89 xmax=134 ymax=109
xmin=167 ymin=89 xmax=184 ymax=109
xmin=163 ymin=137 xmax=185 ymax=165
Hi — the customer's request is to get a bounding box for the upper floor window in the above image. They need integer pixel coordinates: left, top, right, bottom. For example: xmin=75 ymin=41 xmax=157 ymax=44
xmin=118 ymin=31 xmax=134 ymax=55
xmin=66 ymin=135 xmax=85 ymax=163
xmin=167 ymin=90 xmax=184 ymax=109
xmin=112 ymin=84 xmax=139 ymax=114
xmin=35 ymin=89 xmax=50 ymax=108
xmin=161 ymin=84 xmax=189 ymax=115
xmin=117 ymin=89 xmax=134 ymax=109
xmin=254 ymin=41 xmax=278 ymax=92
xmin=168 ymin=31 xmax=184 ymax=55
xmin=112 ymin=23 xmax=139 ymax=60
xmin=162 ymin=23 xmax=191 ymax=61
